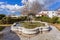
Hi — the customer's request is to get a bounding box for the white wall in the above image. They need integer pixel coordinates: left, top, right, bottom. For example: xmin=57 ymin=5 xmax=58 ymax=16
xmin=47 ymin=11 xmax=57 ymax=18
xmin=38 ymin=11 xmax=57 ymax=18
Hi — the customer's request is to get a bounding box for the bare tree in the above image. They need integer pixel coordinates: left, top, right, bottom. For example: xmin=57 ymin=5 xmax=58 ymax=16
xmin=29 ymin=0 xmax=43 ymax=14
xmin=21 ymin=0 xmax=43 ymax=15
xmin=20 ymin=6 xmax=29 ymax=15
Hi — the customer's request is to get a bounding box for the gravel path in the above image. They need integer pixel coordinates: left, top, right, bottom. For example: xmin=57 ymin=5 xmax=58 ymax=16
xmin=0 ymin=25 xmax=60 ymax=40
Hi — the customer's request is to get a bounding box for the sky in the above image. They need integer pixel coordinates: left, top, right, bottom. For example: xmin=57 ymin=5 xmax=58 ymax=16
xmin=0 ymin=0 xmax=22 ymax=5
xmin=48 ymin=2 xmax=60 ymax=10
xmin=0 ymin=0 xmax=60 ymax=15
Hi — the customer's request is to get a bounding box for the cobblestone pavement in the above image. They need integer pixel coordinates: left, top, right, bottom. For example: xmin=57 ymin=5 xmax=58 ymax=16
xmin=0 ymin=25 xmax=60 ymax=40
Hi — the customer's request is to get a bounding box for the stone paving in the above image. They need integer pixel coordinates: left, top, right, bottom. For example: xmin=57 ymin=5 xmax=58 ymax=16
xmin=0 ymin=25 xmax=60 ymax=40
xmin=16 ymin=25 xmax=60 ymax=40
xmin=0 ymin=27 xmax=20 ymax=40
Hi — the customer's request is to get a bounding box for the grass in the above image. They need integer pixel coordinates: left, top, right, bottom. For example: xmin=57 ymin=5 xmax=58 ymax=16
xmin=20 ymin=22 xmax=45 ymax=29
xmin=0 ymin=26 xmax=5 ymax=31
xmin=0 ymin=24 xmax=12 ymax=27
xmin=0 ymin=24 xmax=12 ymax=31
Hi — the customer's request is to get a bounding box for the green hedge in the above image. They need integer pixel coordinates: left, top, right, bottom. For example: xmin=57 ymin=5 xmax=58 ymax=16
xmin=0 ymin=15 xmax=60 ymax=24
xmin=0 ymin=16 xmax=28 ymax=24
xmin=57 ymin=17 xmax=60 ymax=24
xmin=35 ymin=16 xmax=59 ymax=24
xmin=0 ymin=14 xmax=6 ymax=20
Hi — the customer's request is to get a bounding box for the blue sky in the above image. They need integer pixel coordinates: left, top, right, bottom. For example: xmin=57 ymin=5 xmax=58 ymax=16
xmin=0 ymin=0 xmax=23 ymax=15
xmin=0 ymin=0 xmax=22 ymax=5
xmin=48 ymin=2 xmax=60 ymax=10
xmin=0 ymin=0 xmax=60 ymax=15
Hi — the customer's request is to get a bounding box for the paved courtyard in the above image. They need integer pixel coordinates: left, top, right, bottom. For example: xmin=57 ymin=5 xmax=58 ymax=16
xmin=0 ymin=25 xmax=60 ymax=40
xmin=17 ymin=25 xmax=60 ymax=40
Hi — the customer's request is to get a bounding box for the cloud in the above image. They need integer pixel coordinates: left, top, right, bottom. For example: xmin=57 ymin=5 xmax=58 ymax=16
xmin=0 ymin=3 xmax=23 ymax=11
xmin=0 ymin=2 xmax=5 ymax=4
xmin=21 ymin=0 xmax=48 ymax=11
xmin=0 ymin=2 xmax=25 ymax=15
xmin=22 ymin=0 xmax=28 ymax=4
xmin=23 ymin=0 xmax=60 ymax=10
xmin=0 ymin=0 xmax=60 ymax=15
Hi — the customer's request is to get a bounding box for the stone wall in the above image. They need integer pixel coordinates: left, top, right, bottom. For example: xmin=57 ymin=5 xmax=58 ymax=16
xmin=11 ymin=22 xmax=50 ymax=34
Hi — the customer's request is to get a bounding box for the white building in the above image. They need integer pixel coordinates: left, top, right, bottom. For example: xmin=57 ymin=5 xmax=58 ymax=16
xmin=57 ymin=9 xmax=60 ymax=17
xmin=36 ymin=11 xmax=57 ymax=18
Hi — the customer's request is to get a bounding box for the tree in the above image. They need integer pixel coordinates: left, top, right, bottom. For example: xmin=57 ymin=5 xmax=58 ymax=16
xmin=18 ymin=16 xmax=27 ymax=21
xmin=35 ymin=16 xmax=52 ymax=23
xmin=0 ymin=14 xmax=6 ymax=20
xmin=28 ymin=13 xmax=35 ymax=16
xmin=2 ymin=17 xmax=12 ymax=24
xmin=30 ymin=0 xmax=42 ymax=14
xmin=51 ymin=16 xmax=58 ymax=24
xmin=0 ymin=20 xmax=3 ymax=24
xmin=35 ymin=16 xmax=41 ymax=21
xmin=21 ymin=0 xmax=43 ymax=15
xmin=56 ymin=17 xmax=60 ymax=24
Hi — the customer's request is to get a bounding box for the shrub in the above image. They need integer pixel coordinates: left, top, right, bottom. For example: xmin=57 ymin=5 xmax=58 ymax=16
xmin=21 ymin=22 xmax=45 ymax=29
xmin=35 ymin=16 xmax=51 ymax=23
xmin=57 ymin=17 xmax=60 ymax=24
xmin=40 ymin=16 xmax=50 ymax=22
xmin=1 ymin=16 xmax=28 ymax=24
xmin=51 ymin=16 xmax=58 ymax=24
xmin=0 ymin=14 xmax=6 ymax=20
xmin=18 ymin=16 xmax=27 ymax=21
xmin=35 ymin=16 xmax=41 ymax=21
xmin=35 ymin=16 xmax=59 ymax=24
xmin=2 ymin=17 xmax=12 ymax=24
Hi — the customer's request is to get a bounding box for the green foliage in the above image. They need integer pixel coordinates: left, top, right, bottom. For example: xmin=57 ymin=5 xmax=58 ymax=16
xmin=18 ymin=16 xmax=27 ymax=21
xmin=57 ymin=17 xmax=60 ymax=24
xmin=0 ymin=16 xmax=28 ymax=24
xmin=21 ymin=22 xmax=45 ymax=29
xmin=35 ymin=16 xmax=51 ymax=22
xmin=0 ymin=14 xmax=59 ymax=24
xmin=0 ymin=14 xmax=6 ymax=20
xmin=51 ymin=16 xmax=58 ymax=24
xmin=35 ymin=16 xmax=41 ymax=21
xmin=2 ymin=17 xmax=12 ymax=24
xmin=40 ymin=16 xmax=50 ymax=22
xmin=0 ymin=20 xmax=3 ymax=24
xmin=35 ymin=16 xmax=59 ymax=24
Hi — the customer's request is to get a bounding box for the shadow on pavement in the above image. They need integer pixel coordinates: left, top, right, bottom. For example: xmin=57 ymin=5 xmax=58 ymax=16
xmin=1 ymin=27 xmax=21 ymax=40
